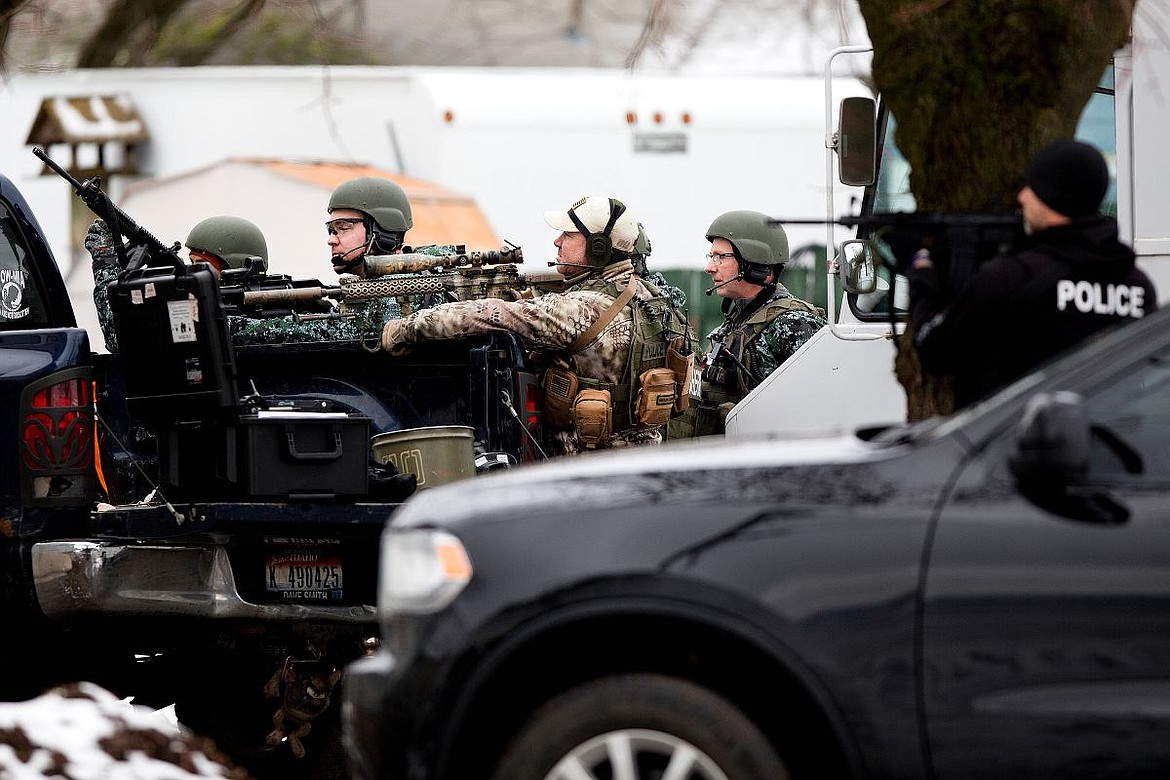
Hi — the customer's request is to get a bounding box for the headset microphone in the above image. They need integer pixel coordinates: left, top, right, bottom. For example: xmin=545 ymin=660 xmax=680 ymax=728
xmin=548 ymin=260 xmax=591 ymax=268
xmin=705 ymin=272 xmax=744 ymax=296
xmin=331 ymin=244 xmax=366 ymax=273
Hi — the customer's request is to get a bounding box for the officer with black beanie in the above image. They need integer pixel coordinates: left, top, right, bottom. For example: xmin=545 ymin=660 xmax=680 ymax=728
xmin=1023 ymin=139 xmax=1111 ymax=221
xmin=909 ymin=139 xmax=1156 ymax=409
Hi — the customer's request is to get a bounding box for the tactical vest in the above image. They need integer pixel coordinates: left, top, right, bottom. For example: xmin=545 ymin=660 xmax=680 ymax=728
xmin=701 ymin=295 xmax=824 ymax=406
xmin=667 ymin=294 xmax=824 ymax=439
xmin=572 ymin=275 xmax=689 ymax=432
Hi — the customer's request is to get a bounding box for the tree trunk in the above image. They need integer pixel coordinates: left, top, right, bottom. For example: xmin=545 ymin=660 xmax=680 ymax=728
xmin=856 ymin=0 xmax=1134 ymax=418
xmin=77 ymin=0 xmax=190 ymax=68
xmin=0 ymin=0 xmax=33 ymax=72
xmin=168 ymin=0 xmax=267 ymax=66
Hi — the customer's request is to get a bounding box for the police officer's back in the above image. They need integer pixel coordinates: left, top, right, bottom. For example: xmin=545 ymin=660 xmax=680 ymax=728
xmin=910 ymin=140 xmax=1156 ymax=408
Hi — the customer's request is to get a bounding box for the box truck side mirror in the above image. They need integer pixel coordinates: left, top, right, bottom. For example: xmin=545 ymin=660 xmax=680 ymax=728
xmin=837 ymin=96 xmax=877 ymax=187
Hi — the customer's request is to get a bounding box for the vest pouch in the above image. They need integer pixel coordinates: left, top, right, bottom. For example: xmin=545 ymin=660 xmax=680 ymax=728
xmin=665 ymin=338 xmax=694 ymax=414
xmin=635 ymin=367 xmax=676 ymax=428
xmin=571 ymin=388 xmax=612 ymax=449
xmin=542 ymin=365 xmax=579 ymax=429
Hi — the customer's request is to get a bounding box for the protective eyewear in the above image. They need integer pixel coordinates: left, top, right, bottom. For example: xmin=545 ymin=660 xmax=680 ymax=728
xmin=326 ymin=218 xmax=364 ymax=236
xmin=705 ymin=251 xmax=736 ymax=265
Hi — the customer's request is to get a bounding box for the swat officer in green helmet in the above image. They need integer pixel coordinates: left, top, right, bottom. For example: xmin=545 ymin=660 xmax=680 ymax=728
xmin=326 ymin=176 xmax=413 ymax=278
xmin=674 ymin=210 xmax=825 ymax=438
xmin=87 ymin=214 xmax=269 ymax=353
xmin=630 ymin=222 xmax=688 ymax=312
xmin=185 ymin=215 xmax=268 ymax=276
xmin=232 ymin=175 xmax=442 ymax=345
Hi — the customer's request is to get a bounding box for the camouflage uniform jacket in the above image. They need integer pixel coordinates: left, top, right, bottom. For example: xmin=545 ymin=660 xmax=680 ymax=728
xmin=702 ymin=283 xmax=826 ymax=404
xmin=642 ymin=271 xmax=688 ymax=312
xmin=87 ymin=220 xmax=444 ymax=351
xmin=669 ymin=284 xmax=824 ymax=440
xmin=226 ymin=245 xmax=455 ymax=345
xmin=89 ymin=250 xmax=398 ymax=352
xmin=387 ymin=260 xmax=666 ymax=455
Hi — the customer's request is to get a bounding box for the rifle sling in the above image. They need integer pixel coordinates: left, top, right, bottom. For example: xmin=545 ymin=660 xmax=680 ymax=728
xmin=569 ymin=278 xmax=638 ymax=355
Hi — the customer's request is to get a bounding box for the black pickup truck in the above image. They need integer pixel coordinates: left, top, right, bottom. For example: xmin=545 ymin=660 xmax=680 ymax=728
xmin=0 ymin=171 xmax=545 ymax=777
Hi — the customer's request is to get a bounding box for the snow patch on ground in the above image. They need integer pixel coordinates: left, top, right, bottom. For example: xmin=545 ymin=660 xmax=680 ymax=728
xmin=0 ymin=683 xmax=249 ymax=780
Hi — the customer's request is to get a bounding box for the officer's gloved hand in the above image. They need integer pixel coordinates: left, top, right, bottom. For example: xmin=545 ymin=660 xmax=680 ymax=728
xmin=84 ymin=220 xmax=119 ymax=271
xmin=380 ymin=319 xmax=412 ymax=356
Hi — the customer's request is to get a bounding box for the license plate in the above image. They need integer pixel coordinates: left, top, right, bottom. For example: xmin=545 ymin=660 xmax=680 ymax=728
xmin=266 ymin=546 xmax=343 ymax=600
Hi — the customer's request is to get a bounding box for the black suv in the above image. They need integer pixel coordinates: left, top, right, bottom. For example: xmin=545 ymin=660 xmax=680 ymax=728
xmin=344 ymin=304 xmax=1170 ymax=780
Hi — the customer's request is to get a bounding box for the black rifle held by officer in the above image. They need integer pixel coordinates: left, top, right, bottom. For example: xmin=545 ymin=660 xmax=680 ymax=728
xmin=33 ymin=147 xmax=185 ymax=273
xmin=776 ymin=210 xmax=1023 ymax=299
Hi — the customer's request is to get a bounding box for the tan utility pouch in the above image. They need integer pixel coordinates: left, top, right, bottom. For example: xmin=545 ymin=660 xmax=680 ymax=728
xmin=665 ymin=337 xmax=694 ymax=413
xmin=543 ymin=365 xmax=579 ymax=429
xmin=635 ymin=368 xmax=677 ymax=428
xmin=572 ymin=388 xmax=612 ymax=449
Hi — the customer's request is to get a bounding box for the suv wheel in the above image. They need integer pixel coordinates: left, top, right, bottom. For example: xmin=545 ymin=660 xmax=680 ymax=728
xmin=491 ymin=673 xmax=789 ymax=780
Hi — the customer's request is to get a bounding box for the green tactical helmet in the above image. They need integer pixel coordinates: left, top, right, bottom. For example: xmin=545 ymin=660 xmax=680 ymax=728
xmin=328 ymin=177 xmax=413 ymax=233
xmin=705 ymin=210 xmax=790 ymax=267
xmin=633 ymin=223 xmax=652 ymax=259
xmin=186 ymin=216 xmax=268 ymax=269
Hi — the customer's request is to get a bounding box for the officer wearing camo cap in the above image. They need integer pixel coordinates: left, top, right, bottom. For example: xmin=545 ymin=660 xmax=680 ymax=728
xmin=382 ymin=195 xmax=691 ymax=455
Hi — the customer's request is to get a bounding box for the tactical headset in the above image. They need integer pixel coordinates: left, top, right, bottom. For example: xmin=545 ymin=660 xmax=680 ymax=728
xmin=739 ymin=259 xmax=772 ymax=286
xmin=704 ymin=252 xmax=773 ymax=297
xmin=567 ymin=198 xmax=627 ymax=267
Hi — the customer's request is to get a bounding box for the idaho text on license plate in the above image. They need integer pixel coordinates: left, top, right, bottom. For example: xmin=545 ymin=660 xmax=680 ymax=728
xmin=266 ymin=538 xmax=343 ymax=600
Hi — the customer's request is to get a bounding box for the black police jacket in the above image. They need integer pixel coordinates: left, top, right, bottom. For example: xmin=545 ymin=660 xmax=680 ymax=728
xmin=910 ymin=214 xmax=1157 ymax=407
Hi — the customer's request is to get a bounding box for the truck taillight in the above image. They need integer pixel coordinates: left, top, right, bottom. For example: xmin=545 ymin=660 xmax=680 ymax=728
xmin=20 ymin=368 xmax=95 ymax=506
xmin=522 ymin=379 xmax=544 ymax=463
xmin=524 ymin=380 xmax=542 ymax=428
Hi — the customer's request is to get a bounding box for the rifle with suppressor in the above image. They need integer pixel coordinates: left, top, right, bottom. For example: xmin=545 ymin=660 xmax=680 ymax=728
xmin=364 ymin=244 xmax=523 ymax=276
xmin=32 ymin=147 xmax=185 ymax=273
xmin=239 ymin=249 xmax=566 ymax=318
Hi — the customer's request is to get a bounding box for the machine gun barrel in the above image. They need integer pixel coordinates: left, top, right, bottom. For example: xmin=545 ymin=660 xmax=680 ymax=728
xmin=32 ymin=147 xmax=184 ymax=272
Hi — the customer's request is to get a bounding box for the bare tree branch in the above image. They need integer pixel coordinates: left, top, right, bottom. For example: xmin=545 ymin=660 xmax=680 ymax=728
xmin=625 ymin=0 xmax=672 ymax=69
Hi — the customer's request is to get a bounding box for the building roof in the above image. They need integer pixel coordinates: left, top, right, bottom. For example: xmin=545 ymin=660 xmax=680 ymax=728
xmin=129 ymin=158 xmax=502 ymax=250
xmin=24 ymin=94 xmax=149 ymax=145
xmin=250 ymin=158 xmax=501 ymax=249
